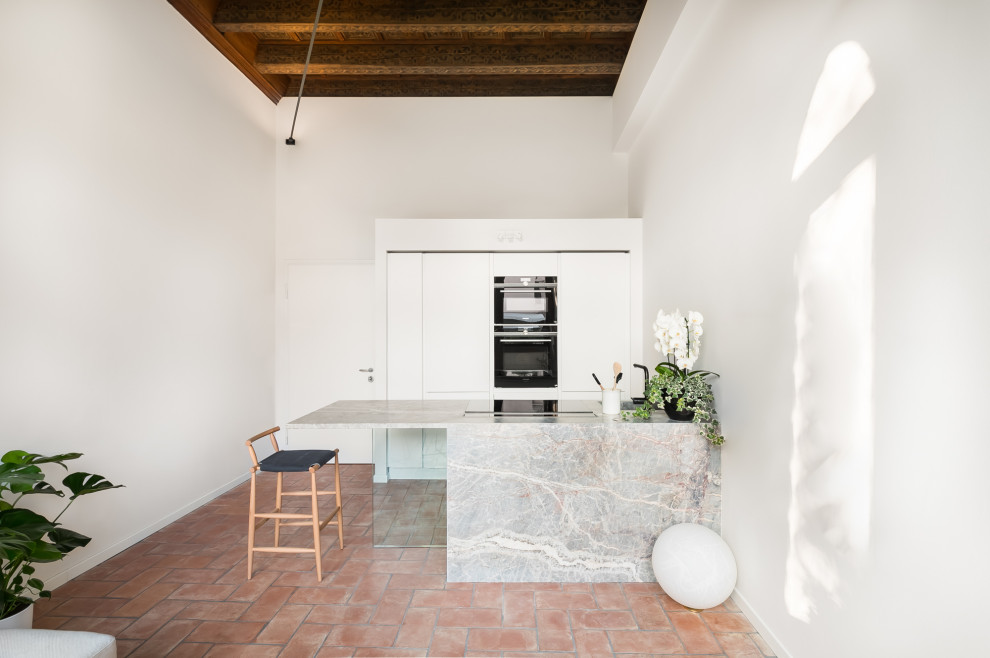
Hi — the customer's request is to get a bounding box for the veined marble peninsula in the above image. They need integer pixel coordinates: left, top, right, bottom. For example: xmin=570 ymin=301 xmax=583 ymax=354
xmin=287 ymin=400 xmax=720 ymax=582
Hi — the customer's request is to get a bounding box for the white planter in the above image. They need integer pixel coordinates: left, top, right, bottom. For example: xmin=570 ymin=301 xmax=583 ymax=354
xmin=0 ymin=604 xmax=33 ymax=630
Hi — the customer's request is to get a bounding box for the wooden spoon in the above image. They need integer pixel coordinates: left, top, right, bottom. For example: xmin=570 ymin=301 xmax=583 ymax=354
xmin=612 ymin=362 xmax=622 ymax=390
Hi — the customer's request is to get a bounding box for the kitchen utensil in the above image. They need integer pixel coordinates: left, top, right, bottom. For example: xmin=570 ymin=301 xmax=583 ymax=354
xmin=612 ymin=362 xmax=622 ymax=389
xmin=613 ymin=372 xmax=623 ymax=390
xmin=592 ymin=373 xmax=604 ymax=390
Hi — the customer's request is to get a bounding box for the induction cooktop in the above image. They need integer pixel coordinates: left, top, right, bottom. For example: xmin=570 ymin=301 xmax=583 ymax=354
xmin=464 ymin=399 xmax=597 ymax=417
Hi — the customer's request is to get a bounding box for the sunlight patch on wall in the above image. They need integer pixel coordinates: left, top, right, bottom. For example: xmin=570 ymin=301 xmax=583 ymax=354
xmin=792 ymin=42 xmax=875 ymax=181
xmin=787 ymin=156 xmax=875 ymax=622
xmin=785 ymin=40 xmax=877 ymax=623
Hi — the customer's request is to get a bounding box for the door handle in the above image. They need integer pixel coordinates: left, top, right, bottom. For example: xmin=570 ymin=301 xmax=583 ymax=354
xmin=359 ymin=367 xmax=374 ymax=372
xmin=499 ymin=339 xmax=552 ymax=343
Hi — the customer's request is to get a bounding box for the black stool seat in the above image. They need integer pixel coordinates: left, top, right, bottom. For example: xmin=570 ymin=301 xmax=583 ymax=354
xmin=259 ymin=449 xmax=336 ymax=473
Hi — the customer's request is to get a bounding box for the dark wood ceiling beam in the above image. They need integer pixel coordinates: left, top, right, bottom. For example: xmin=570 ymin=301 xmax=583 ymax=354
xmin=168 ymin=0 xmax=287 ymax=103
xmin=255 ymin=43 xmax=627 ymax=75
xmin=286 ymin=74 xmax=618 ymax=97
xmin=217 ymin=22 xmax=639 ymax=35
xmin=214 ymin=0 xmax=647 ymax=30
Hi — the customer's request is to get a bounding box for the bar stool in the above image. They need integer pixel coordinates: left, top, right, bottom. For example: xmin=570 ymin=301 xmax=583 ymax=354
xmin=245 ymin=426 xmax=343 ymax=581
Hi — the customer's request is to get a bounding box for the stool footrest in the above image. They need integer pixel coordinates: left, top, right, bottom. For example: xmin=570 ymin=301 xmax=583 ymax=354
xmin=318 ymin=507 xmax=342 ymax=531
xmin=250 ymin=546 xmax=318 ymax=555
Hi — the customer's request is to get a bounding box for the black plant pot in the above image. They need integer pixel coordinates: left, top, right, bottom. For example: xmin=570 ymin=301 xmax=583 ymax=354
xmin=662 ymin=397 xmax=696 ymax=422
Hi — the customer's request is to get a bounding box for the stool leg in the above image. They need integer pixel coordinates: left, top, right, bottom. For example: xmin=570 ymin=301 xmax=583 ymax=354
xmin=334 ymin=452 xmax=344 ymax=550
xmin=274 ymin=471 xmax=283 ymax=547
xmin=247 ymin=469 xmax=257 ymax=579
xmin=310 ymin=467 xmax=323 ymax=581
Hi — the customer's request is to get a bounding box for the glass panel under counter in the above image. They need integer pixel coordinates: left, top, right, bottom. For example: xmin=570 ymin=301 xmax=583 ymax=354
xmin=373 ymin=428 xmax=447 ymax=548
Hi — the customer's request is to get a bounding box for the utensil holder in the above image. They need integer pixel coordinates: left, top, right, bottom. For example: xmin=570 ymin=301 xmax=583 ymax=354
xmin=602 ymin=389 xmax=622 ymax=415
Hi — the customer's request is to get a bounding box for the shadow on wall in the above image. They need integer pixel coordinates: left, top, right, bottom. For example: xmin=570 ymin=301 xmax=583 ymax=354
xmin=786 ymin=41 xmax=876 ymax=623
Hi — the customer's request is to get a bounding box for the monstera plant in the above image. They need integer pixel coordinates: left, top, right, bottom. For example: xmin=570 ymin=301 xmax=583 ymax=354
xmin=0 ymin=450 xmax=122 ymax=621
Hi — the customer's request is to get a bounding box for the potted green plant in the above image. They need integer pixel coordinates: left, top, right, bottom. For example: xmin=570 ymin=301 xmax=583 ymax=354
xmin=626 ymin=309 xmax=725 ymax=445
xmin=0 ymin=450 xmax=122 ymax=627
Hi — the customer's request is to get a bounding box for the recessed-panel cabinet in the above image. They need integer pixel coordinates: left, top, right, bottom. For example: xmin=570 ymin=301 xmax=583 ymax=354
xmin=387 ymin=253 xmax=423 ymax=399
xmin=558 ymin=252 xmax=631 ymax=396
xmin=422 ymin=253 xmax=490 ymax=394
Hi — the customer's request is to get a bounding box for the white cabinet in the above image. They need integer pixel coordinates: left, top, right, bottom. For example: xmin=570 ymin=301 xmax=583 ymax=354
xmin=386 ymin=253 xmax=423 ymax=399
xmin=493 ymin=252 xmax=558 ymax=276
xmin=558 ymin=252 xmax=631 ymax=396
xmin=422 ymin=253 xmax=490 ymax=394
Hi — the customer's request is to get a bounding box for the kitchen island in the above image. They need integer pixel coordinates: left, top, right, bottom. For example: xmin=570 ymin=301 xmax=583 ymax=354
xmin=287 ymin=400 xmax=720 ymax=582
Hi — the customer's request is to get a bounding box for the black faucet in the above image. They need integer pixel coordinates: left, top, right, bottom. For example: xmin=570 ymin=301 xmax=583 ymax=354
xmin=632 ymin=363 xmax=651 ymax=404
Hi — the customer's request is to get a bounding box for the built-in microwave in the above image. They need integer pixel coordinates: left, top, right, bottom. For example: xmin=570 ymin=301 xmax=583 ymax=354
xmin=494 ymin=276 xmax=557 ymax=331
xmin=493 ymin=334 xmax=558 ymax=388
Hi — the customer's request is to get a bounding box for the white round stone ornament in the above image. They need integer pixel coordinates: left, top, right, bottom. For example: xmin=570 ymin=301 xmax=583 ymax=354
xmin=651 ymin=523 xmax=737 ymax=610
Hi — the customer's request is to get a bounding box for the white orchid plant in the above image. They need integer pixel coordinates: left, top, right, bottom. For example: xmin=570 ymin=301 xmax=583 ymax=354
xmin=626 ymin=309 xmax=724 ymax=445
xmin=653 ymin=309 xmax=707 ymax=372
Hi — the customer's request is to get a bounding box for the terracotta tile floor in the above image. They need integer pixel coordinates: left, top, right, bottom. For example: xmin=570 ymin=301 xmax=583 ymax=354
xmin=34 ymin=464 xmax=773 ymax=657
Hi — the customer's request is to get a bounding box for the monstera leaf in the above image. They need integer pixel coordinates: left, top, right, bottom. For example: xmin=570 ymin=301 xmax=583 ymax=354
xmin=0 ymin=527 xmax=32 ymax=558
xmin=0 ymin=508 xmax=57 ymax=542
xmin=48 ymin=528 xmax=92 ymax=553
xmin=62 ymin=473 xmax=123 ymax=499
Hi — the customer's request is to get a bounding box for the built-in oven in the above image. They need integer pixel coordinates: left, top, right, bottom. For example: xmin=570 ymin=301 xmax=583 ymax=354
xmin=494 ymin=332 xmax=558 ymax=388
xmin=494 ymin=275 xmax=558 ymax=388
xmin=494 ymin=276 xmax=557 ymax=331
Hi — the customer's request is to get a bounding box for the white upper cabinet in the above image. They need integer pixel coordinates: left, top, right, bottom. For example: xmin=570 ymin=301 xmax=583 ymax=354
xmin=493 ymin=252 xmax=559 ymax=276
xmin=386 ymin=253 xmax=424 ymax=399
xmin=422 ymin=253 xmax=491 ymax=393
xmin=557 ymin=252 xmax=631 ymax=396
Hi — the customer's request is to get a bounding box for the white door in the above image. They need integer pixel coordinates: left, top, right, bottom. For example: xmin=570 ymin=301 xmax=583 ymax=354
xmin=285 ymin=262 xmax=375 ymax=463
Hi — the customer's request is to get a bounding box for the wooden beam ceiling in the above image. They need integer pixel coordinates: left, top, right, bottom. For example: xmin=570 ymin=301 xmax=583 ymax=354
xmin=168 ymin=0 xmax=648 ymax=102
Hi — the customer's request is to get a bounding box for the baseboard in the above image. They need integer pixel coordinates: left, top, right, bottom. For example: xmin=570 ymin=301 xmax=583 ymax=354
xmin=731 ymin=588 xmax=793 ymax=658
xmin=386 ymin=467 xmax=446 ymax=480
xmin=44 ymin=472 xmax=251 ymax=590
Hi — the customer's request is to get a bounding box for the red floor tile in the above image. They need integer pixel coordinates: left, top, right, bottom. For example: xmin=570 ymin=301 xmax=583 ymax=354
xmin=669 ymin=610 xmax=723 ymax=654
xmin=185 ymin=619 xmax=266 ymax=643
xmin=437 ymin=606 xmax=503 ymax=628
xmin=716 ymin=632 xmax=765 ymax=657
xmin=254 ymin=604 xmax=311 ymax=643
xmin=703 ymin=611 xmax=757 ymax=634
xmin=608 ymin=629 xmax=684 ymax=654
xmin=467 ymin=627 xmax=539 ymax=652
xmin=429 ymin=627 xmax=468 ymax=655
xmin=503 ymin=590 xmax=537 ymax=628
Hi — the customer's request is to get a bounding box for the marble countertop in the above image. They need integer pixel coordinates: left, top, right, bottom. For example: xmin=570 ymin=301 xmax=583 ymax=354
xmin=286 ymin=399 xmax=674 ymax=429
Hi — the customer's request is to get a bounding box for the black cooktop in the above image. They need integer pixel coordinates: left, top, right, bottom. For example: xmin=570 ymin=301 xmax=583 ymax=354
xmin=464 ymin=399 xmax=597 ymax=416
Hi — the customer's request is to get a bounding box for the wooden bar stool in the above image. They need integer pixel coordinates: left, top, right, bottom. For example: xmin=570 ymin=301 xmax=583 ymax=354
xmin=245 ymin=426 xmax=343 ymax=581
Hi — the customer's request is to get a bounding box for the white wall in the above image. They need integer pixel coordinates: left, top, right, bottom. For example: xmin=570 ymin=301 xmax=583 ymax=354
xmin=0 ymin=0 xmax=276 ymax=585
xmin=274 ymin=97 xmax=628 ymax=424
xmin=625 ymin=0 xmax=990 ymax=656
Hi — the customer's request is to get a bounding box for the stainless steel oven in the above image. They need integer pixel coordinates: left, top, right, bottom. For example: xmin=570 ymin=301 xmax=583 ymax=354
xmin=494 ymin=330 xmax=558 ymax=388
xmin=494 ymin=276 xmax=557 ymax=331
